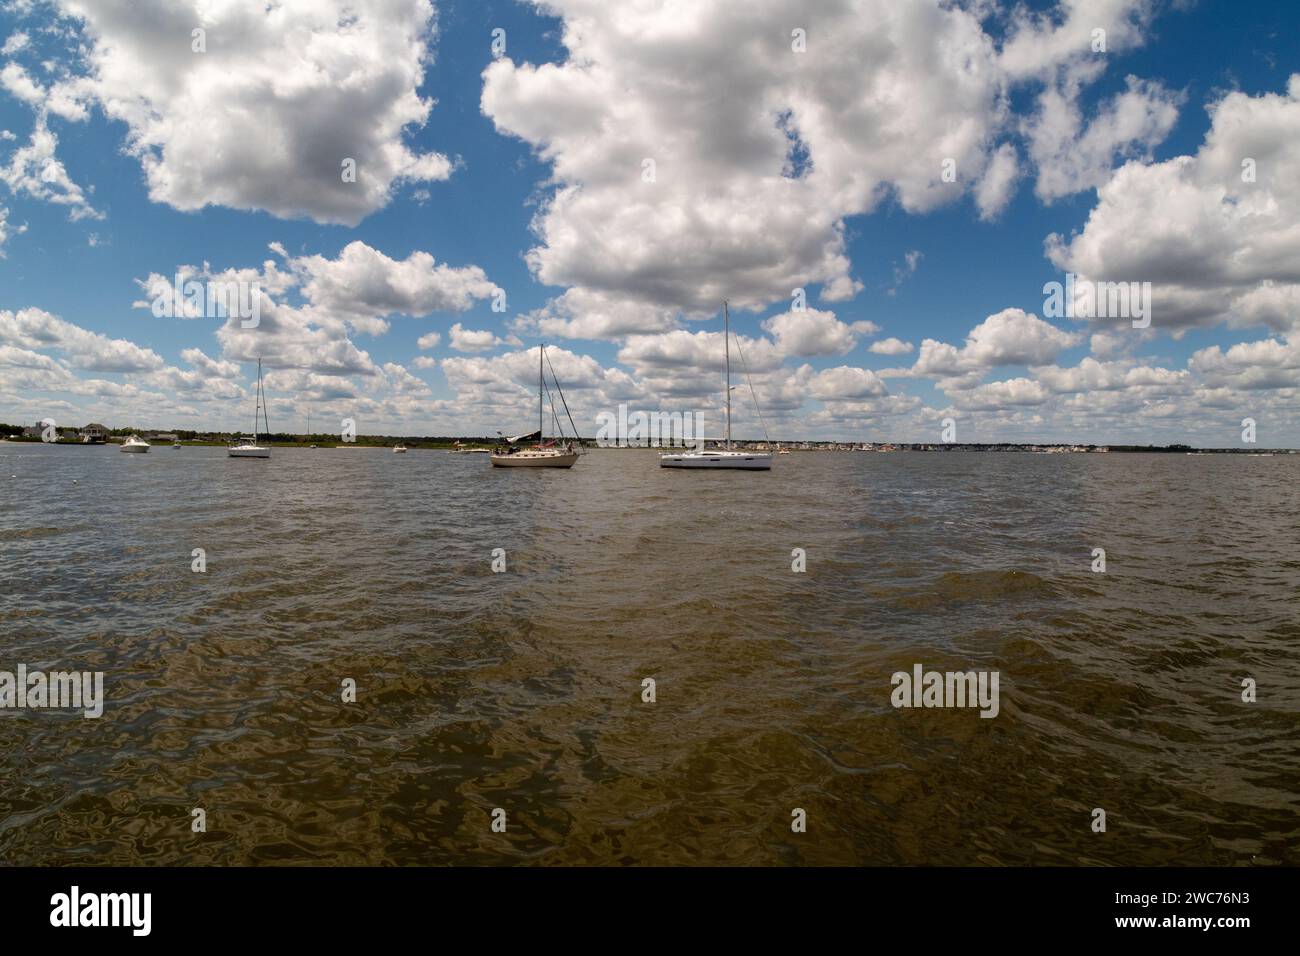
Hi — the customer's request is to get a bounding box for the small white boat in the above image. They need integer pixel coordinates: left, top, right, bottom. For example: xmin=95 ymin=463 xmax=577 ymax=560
xmin=661 ymin=302 xmax=772 ymax=471
xmin=120 ymin=435 xmax=150 ymax=453
xmin=393 ymin=444 xmax=408 ymax=453
xmin=229 ymin=357 xmax=272 ymax=459
xmin=173 ymin=442 xmax=182 ymax=448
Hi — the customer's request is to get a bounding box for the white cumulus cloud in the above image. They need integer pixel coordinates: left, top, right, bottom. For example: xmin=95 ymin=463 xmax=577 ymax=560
xmin=54 ymin=0 xmax=453 ymax=225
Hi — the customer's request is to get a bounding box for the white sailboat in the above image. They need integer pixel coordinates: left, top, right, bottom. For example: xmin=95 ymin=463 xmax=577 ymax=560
xmin=229 ymin=357 xmax=272 ymax=459
xmin=660 ymin=302 xmax=773 ymax=470
xmin=490 ymin=344 xmax=580 ymax=468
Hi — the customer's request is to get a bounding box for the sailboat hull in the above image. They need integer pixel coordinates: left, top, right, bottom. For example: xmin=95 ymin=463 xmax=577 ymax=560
xmin=228 ymin=445 xmax=271 ymax=458
xmin=660 ymin=451 xmax=772 ymax=470
xmin=490 ymin=449 xmax=578 ymax=467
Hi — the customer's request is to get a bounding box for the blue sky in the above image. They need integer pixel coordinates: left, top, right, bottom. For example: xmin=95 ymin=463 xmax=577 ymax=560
xmin=2 ymin=0 xmax=1299 ymax=443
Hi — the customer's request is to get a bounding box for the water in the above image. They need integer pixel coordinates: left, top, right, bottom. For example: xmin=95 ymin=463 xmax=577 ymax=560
xmin=1 ymin=442 xmax=1298 ymax=865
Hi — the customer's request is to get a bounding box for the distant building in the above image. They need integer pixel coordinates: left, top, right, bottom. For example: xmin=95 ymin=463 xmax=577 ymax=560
xmin=80 ymin=423 xmax=109 ymax=443
xmin=149 ymin=433 xmax=178 ymax=442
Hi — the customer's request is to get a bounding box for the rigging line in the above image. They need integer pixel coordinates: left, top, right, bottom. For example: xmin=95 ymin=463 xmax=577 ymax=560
xmin=258 ymin=361 xmax=270 ymax=438
xmin=732 ymin=332 xmax=772 ymax=447
xmin=541 ymin=376 xmax=567 ymax=440
xmin=544 ymin=348 xmax=583 ymax=445
xmin=540 ymin=376 xmax=553 ymax=437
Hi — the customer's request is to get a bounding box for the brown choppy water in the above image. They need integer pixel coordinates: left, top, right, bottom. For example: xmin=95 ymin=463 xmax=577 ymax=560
xmin=1 ymin=443 xmax=1298 ymax=866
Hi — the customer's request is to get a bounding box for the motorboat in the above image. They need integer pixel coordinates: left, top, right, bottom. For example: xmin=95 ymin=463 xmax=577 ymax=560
xmin=119 ymin=435 xmax=150 ymax=453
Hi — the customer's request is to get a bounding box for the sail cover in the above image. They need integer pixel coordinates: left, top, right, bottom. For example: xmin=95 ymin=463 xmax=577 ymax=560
xmin=507 ymin=429 xmax=542 ymax=444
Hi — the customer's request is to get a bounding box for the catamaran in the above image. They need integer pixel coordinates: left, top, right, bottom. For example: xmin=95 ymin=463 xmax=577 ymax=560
xmin=229 ymin=357 xmax=272 ymax=459
xmin=490 ymin=344 xmax=581 ymax=468
xmin=660 ymin=302 xmax=773 ymax=470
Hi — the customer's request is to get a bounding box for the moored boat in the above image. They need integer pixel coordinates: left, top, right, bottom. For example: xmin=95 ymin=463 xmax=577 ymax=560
xmin=490 ymin=345 xmax=582 ymax=468
xmin=229 ymin=358 xmax=272 ymax=459
xmin=659 ymin=449 xmax=772 ymax=469
xmin=660 ymin=302 xmax=772 ymax=471
xmin=228 ymin=438 xmax=270 ymax=458
xmin=119 ymin=435 xmax=150 ymax=453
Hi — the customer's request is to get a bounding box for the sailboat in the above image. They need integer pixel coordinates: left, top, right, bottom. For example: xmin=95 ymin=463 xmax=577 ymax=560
xmin=660 ymin=302 xmax=773 ymax=470
xmin=490 ymin=344 xmax=580 ymax=468
xmin=229 ymin=357 xmax=272 ymax=458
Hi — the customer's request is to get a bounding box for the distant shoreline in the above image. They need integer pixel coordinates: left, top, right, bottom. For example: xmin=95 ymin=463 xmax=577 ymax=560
xmin=2 ymin=436 xmax=1294 ymax=454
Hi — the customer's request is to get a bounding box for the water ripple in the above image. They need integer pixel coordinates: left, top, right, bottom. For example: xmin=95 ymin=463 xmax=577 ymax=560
xmin=1 ymin=443 xmax=1298 ymax=865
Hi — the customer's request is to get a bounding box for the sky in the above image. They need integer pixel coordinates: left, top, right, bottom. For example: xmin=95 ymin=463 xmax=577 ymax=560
xmin=0 ymin=0 xmax=1298 ymax=445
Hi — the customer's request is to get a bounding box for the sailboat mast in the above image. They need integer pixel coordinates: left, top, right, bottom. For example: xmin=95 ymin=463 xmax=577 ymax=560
xmin=724 ymin=301 xmax=732 ymax=450
xmin=539 ymin=343 xmax=544 ymax=440
xmin=253 ymin=357 xmax=260 ymax=440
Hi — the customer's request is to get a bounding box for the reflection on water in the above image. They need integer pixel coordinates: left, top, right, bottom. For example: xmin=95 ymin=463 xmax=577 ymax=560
xmin=1 ymin=442 xmax=1297 ymax=865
